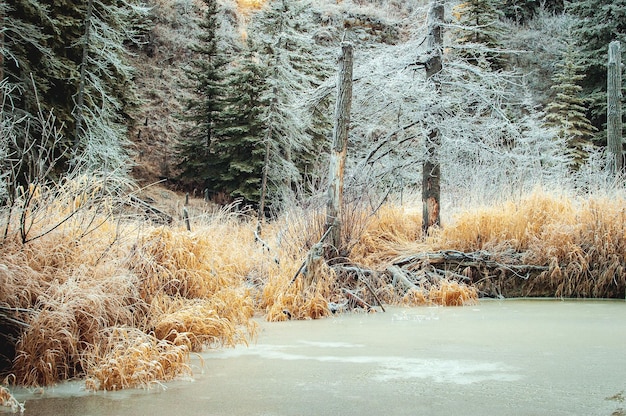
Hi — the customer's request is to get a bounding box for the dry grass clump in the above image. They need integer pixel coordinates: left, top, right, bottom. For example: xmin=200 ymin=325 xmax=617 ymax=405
xmin=84 ymin=327 xmax=191 ymax=391
xmin=427 ymin=280 xmax=478 ymax=306
xmin=439 ymin=190 xmax=576 ymax=253
xmin=264 ymin=270 xmax=336 ymax=322
xmin=401 ymin=280 xmax=478 ymax=307
xmin=0 ymin=179 xmax=256 ymax=390
xmin=149 ymin=293 xmax=255 ymax=351
xmin=350 ymin=204 xmax=423 ymax=267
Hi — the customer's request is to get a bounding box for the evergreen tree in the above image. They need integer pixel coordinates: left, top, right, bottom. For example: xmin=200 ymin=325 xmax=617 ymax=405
xmin=175 ymin=0 xmax=229 ymax=190
xmin=69 ymin=0 xmax=149 ymax=173
xmin=2 ymin=0 xmax=147 ymax=176
xmin=452 ymin=0 xmax=508 ymax=70
xmin=1 ymin=0 xmax=61 ymax=117
xmin=502 ymin=0 xmax=564 ymax=24
xmin=214 ymin=49 xmax=268 ymax=204
xmin=544 ymin=37 xmax=597 ymax=169
xmin=251 ymin=0 xmax=332 ymax=205
xmin=566 ymin=0 xmax=626 ymax=134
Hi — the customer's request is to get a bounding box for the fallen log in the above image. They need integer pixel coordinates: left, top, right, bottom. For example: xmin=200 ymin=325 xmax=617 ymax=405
xmin=393 ymin=250 xmax=552 ymax=298
xmin=386 ymin=265 xmax=419 ymax=292
xmin=394 ymin=250 xmax=548 ymax=277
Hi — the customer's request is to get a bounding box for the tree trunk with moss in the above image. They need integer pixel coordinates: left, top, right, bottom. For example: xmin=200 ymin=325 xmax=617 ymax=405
xmin=326 ymin=42 xmax=353 ymax=256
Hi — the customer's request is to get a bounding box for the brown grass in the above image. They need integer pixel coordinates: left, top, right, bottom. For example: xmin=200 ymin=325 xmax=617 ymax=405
xmin=0 ymin=179 xmax=257 ymax=390
xmin=2 ymin=183 xmax=624 ymax=393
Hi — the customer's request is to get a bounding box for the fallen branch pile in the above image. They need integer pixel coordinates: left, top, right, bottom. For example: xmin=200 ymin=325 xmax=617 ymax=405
xmin=392 ymin=249 xmax=550 ymax=298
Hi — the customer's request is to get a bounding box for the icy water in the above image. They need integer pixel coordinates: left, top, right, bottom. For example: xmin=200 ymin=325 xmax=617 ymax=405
xmin=9 ymin=299 xmax=626 ymax=416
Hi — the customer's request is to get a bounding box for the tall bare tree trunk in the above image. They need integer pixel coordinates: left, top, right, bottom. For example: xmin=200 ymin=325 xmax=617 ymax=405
xmin=607 ymin=40 xmax=623 ymax=176
xmin=326 ymin=42 xmax=353 ymax=255
xmin=422 ymin=0 xmax=444 ymax=236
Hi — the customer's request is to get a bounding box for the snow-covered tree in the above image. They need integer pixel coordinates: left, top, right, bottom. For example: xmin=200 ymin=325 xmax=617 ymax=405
xmin=544 ymin=35 xmax=597 ymax=169
xmin=250 ymin=0 xmax=333 ymax=207
xmin=566 ymin=0 xmax=626 ymax=132
xmin=70 ymin=0 xmax=149 ymax=174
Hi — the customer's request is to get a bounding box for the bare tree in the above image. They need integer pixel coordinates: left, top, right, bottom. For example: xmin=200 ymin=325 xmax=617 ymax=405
xmin=326 ymin=42 xmax=354 ymax=256
xmin=422 ymin=0 xmax=444 ymax=235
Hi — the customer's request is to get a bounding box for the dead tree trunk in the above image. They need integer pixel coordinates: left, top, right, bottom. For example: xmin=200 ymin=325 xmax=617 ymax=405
xmin=422 ymin=0 xmax=444 ymax=236
xmin=325 ymin=42 xmax=353 ymax=256
xmin=607 ymin=40 xmax=623 ymax=176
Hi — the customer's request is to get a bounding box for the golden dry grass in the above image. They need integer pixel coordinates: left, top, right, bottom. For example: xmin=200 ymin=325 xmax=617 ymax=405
xmin=2 ymin=182 xmax=625 ymax=393
xmin=0 ymin=179 xmax=257 ymax=390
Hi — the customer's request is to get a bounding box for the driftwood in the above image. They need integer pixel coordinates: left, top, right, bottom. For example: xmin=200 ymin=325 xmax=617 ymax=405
xmin=289 ymin=226 xmax=334 ymax=286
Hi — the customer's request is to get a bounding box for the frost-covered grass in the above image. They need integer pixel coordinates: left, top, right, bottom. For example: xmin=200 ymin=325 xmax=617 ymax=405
xmin=1 ymin=173 xmax=626 ymax=393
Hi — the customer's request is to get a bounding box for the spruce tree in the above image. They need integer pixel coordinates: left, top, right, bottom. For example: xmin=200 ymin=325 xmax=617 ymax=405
xmin=566 ymin=0 xmax=626 ymax=133
xmin=214 ymin=49 xmax=268 ymax=204
xmin=69 ymin=0 xmax=149 ymax=173
xmin=251 ymin=0 xmax=332 ymax=205
xmin=452 ymin=0 xmax=508 ymax=70
xmin=502 ymin=0 xmax=564 ymax=24
xmin=176 ymin=0 xmax=229 ymax=190
xmin=544 ymin=37 xmax=597 ymax=169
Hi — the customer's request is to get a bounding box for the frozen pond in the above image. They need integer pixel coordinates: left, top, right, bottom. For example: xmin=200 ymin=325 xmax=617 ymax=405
xmin=10 ymin=299 xmax=626 ymax=415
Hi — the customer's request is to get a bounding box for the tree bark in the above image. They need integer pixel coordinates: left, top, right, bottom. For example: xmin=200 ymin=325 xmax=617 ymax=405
xmin=422 ymin=0 xmax=444 ymax=236
xmin=607 ymin=40 xmax=623 ymax=176
xmin=325 ymin=42 xmax=353 ymax=255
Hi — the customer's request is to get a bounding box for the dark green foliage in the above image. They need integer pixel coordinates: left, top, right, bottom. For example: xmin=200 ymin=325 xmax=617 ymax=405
xmin=453 ymin=0 xmax=509 ymax=70
xmin=544 ymin=37 xmax=597 ymax=168
xmin=1 ymin=0 xmax=63 ymax=117
xmin=176 ymin=0 xmax=229 ymax=190
xmin=566 ymin=0 xmax=626 ymax=135
xmin=216 ymin=51 xmax=268 ymax=203
xmin=502 ymin=0 xmax=564 ymax=24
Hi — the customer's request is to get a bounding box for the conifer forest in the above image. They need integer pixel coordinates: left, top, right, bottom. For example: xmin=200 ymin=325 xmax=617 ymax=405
xmin=0 ymin=0 xmax=625 ymax=407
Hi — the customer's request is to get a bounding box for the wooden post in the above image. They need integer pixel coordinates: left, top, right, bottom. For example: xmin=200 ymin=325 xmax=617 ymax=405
xmin=183 ymin=207 xmax=191 ymax=231
xmin=326 ymin=42 xmax=353 ymax=255
xmin=607 ymin=40 xmax=623 ymax=176
xmin=422 ymin=0 xmax=444 ymax=236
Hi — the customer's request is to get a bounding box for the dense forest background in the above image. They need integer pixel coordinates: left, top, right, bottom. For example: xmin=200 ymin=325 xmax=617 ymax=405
xmin=1 ymin=0 xmax=624 ymax=214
